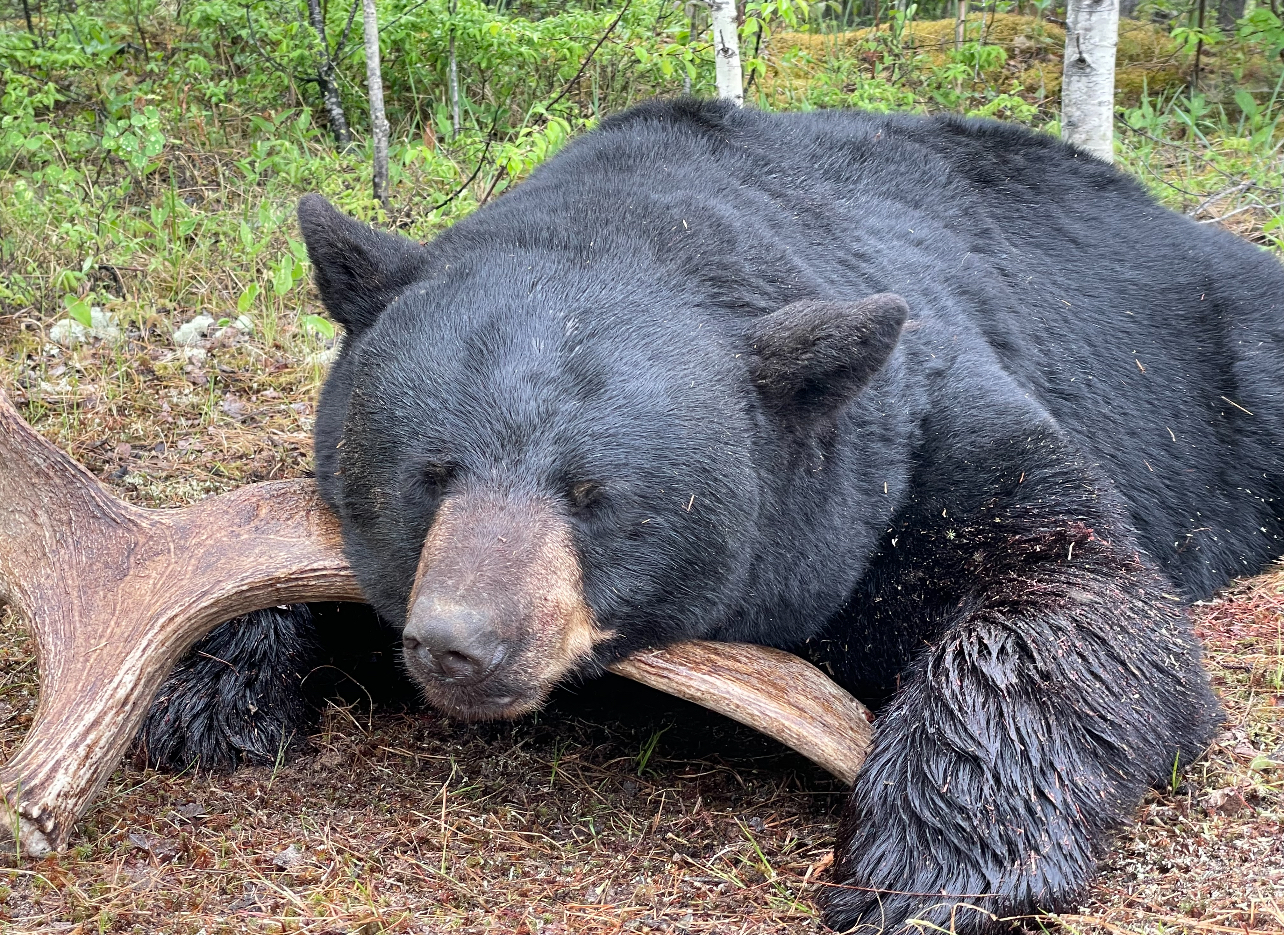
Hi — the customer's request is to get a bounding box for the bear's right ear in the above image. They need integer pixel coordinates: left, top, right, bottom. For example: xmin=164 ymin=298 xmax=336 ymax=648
xmin=747 ymin=293 xmax=908 ymax=427
xmin=297 ymin=194 xmax=430 ymax=336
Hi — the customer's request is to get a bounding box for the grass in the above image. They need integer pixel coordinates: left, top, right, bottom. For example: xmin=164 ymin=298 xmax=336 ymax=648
xmin=1 ymin=4 xmax=1283 ymax=930
xmin=0 ymin=213 xmax=1281 ymax=931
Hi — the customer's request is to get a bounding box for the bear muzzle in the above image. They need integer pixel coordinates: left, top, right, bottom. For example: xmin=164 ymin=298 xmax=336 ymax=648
xmin=403 ymin=490 xmax=611 ymax=720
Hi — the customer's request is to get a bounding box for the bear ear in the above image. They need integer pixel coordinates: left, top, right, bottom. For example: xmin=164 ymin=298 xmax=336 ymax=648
xmin=297 ymin=194 xmax=430 ymax=336
xmin=747 ymin=293 xmax=908 ymax=426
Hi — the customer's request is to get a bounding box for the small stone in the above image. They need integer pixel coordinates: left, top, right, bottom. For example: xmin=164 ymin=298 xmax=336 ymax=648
xmin=273 ymin=843 xmax=304 ymax=869
xmin=49 ymin=309 xmax=120 ymax=348
xmin=172 ymin=314 xmax=215 ymax=347
xmin=234 ymin=314 xmax=255 ymax=332
xmin=305 ymin=346 xmax=339 ymax=367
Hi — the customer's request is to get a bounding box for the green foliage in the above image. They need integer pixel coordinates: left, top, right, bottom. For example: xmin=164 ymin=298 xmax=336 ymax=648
xmin=0 ymin=0 xmax=1281 ymax=330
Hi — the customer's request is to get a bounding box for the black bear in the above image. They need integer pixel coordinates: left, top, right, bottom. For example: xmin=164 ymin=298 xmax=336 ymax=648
xmin=140 ymin=99 xmax=1284 ymax=932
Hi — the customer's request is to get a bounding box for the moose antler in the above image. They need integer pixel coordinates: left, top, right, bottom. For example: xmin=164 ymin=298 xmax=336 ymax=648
xmin=0 ymin=388 xmax=871 ymax=856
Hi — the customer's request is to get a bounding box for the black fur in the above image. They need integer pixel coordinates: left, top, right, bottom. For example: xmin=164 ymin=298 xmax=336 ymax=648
xmin=136 ymin=605 xmax=319 ymax=772
xmin=147 ymin=100 xmax=1282 ymax=932
xmin=136 ymin=602 xmax=404 ymax=772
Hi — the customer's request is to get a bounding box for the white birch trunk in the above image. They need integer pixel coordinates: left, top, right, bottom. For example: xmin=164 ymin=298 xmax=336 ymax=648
xmin=362 ymin=0 xmax=390 ymax=206
xmin=1061 ymin=0 xmax=1119 ymax=163
xmin=709 ymin=0 xmax=742 ymax=106
xmin=448 ymin=0 xmax=461 ymax=137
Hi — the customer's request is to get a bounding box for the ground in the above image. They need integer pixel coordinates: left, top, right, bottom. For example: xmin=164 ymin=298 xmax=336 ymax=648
xmin=0 ymin=290 xmax=1280 ymax=934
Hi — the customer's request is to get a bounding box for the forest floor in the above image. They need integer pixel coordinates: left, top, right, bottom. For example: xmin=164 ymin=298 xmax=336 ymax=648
xmin=1 ymin=12 xmax=1283 ymax=924
xmin=0 ymin=260 xmax=1281 ymax=935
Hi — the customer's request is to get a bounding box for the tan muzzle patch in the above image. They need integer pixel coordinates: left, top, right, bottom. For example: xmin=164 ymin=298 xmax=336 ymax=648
xmin=405 ymin=490 xmax=611 ymax=718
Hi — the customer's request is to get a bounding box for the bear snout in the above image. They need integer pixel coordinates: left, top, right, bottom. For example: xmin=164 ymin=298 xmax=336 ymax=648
xmin=401 ymin=600 xmax=510 ymax=684
xmin=404 ymin=489 xmax=612 ymax=719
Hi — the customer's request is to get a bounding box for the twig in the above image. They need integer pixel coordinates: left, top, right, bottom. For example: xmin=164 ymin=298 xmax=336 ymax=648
xmin=1199 ymin=200 xmax=1283 ymax=224
xmin=243 ymin=4 xmax=318 ymax=85
xmin=1187 ymin=182 xmax=1251 ymax=216
xmin=430 ymin=110 xmax=503 ymax=214
xmin=544 ymin=0 xmax=632 ymax=112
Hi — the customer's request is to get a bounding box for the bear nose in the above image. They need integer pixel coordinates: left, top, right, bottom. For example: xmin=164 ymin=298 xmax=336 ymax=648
xmin=402 ymin=603 xmax=506 ymax=683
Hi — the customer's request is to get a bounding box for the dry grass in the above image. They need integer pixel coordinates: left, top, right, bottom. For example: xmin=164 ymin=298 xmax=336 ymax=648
xmin=0 ymin=311 xmax=1280 ymax=934
xmin=0 ymin=112 xmax=1282 ymax=934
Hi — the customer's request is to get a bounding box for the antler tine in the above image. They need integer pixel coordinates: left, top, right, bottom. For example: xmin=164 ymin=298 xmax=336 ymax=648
xmin=0 ymin=388 xmax=871 ymax=855
xmin=0 ymin=389 xmax=364 ymax=853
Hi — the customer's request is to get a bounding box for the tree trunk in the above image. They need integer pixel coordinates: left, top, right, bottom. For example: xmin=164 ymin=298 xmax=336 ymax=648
xmin=305 ymin=0 xmax=353 ymax=148
xmin=955 ymin=0 xmax=968 ymax=50
xmin=448 ymin=40 xmax=461 ymax=136
xmin=1061 ymin=0 xmax=1119 ymax=163
xmin=1218 ymin=0 xmax=1245 ymax=33
xmin=362 ymin=0 xmax=390 ymax=208
xmin=709 ymin=0 xmax=742 ymax=106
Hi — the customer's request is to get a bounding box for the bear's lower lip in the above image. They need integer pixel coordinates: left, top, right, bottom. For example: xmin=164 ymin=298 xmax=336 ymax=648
xmin=416 ymin=675 xmax=545 ymax=721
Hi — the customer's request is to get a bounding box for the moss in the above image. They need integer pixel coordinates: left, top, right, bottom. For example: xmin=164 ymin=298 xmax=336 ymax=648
xmin=763 ymin=14 xmax=1203 ymax=109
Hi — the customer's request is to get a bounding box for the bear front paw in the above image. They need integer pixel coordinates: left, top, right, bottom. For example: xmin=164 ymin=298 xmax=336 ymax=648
xmin=133 ymin=605 xmax=320 ymax=772
xmin=821 ymin=861 xmax=1018 ymax=935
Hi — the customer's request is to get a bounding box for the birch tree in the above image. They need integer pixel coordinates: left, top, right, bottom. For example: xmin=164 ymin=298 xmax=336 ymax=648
xmin=362 ymin=0 xmax=390 ymax=206
xmin=708 ymin=0 xmax=743 ymax=106
xmin=1061 ymin=0 xmax=1119 ymax=163
xmin=305 ymin=0 xmax=353 ymax=148
xmin=448 ymin=0 xmax=461 ymax=137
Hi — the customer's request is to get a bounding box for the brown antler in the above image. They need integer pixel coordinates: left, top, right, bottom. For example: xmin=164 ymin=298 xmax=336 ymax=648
xmin=0 ymin=388 xmax=871 ymax=856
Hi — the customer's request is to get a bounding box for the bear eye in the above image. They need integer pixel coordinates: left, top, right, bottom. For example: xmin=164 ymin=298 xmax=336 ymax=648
xmin=569 ymin=480 xmax=603 ymax=511
xmin=410 ymin=460 xmax=456 ymax=499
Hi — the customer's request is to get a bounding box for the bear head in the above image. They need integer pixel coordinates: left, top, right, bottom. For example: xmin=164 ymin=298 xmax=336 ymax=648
xmin=298 ymin=195 xmax=907 ymax=720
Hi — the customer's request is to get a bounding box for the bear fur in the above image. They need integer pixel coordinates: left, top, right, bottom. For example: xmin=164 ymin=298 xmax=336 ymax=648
xmin=141 ymin=99 xmax=1284 ymax=932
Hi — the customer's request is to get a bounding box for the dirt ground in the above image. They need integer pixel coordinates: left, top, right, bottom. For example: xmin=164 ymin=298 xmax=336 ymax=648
xmin=0 ymin=303 xmax=1280 ymax=934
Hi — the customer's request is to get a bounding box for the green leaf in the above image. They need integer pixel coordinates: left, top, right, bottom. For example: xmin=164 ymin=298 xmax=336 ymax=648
xmin=1234 ymin=89 xmax=1259 ymax=119
xmin=300 ymin=314 xmax=335 ymax=340
xmin=63 ymin=294 xmax=92 ymax=328
xmin=272 ymin=260 xmax=294 ymax=296
xmin=236 ymin=282 xmax=259 ymax=314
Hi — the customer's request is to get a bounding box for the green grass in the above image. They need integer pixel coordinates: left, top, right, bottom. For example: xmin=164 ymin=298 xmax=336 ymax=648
xmin=1 ymin=0 xmax=1283 ymax=930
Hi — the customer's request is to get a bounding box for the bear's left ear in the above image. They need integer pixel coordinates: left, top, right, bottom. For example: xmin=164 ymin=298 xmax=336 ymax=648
xmin=297 ymin=194 xmax=431 ymax=336
xmin=747 ymin=293 xmax=908 ymax=426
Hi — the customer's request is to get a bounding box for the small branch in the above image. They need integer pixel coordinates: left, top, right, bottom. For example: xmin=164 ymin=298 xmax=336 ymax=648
xmin=1187 ymin=182 xmax=1251 ymax=217
xmin=243 ymin=5 xmax=311 ymax=83
xmin=305 ymin=0 xmax=353 ymax=147
xmin=430 ymin=110 xmax=503 ymax=214
xmin=1197 ymin=200 xmax=1283 ymax=224
xmin=333 ymin=0 xmax=360 ymax=60
xmin=544 ymin=0 xmax=632 ymax=112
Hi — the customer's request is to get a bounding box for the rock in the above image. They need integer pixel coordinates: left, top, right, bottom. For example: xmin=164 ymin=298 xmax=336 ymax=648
xmin=305 ymin=346 xmax=339 ymax=367
xmin=273 ymin=843 xmax=304 ymax=870
xmin=172 ymin=314 xmax=215 ymax=347
xmin=49 ymin=309 xmax=120 ymax=348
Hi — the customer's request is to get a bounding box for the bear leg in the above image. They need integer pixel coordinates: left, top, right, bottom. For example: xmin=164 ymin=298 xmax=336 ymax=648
xmin=821 ymin=540 xmax=1220 ymax=934
xmin=134 ymin=604 xmax=321 ymax=772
